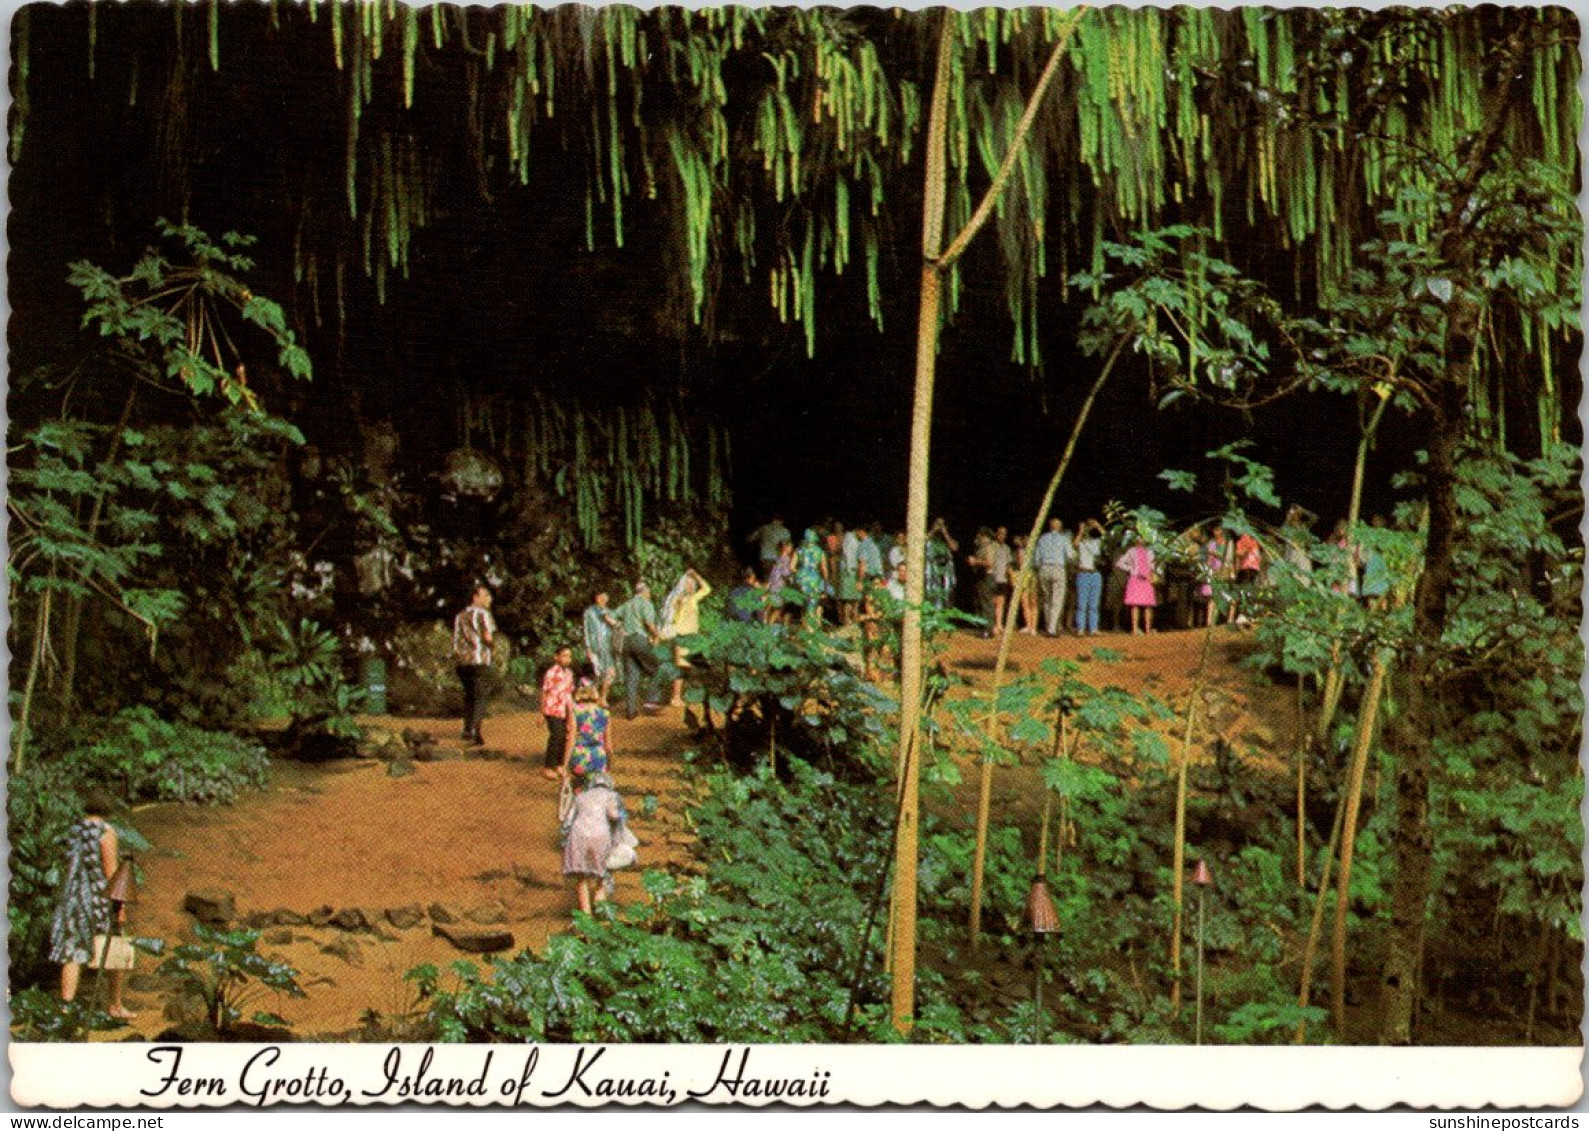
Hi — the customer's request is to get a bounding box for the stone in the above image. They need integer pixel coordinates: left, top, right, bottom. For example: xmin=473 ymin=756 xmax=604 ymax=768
xmin=467 ymin=900 xmax=509 ymax=925
xmin=263 ymin=928 xmax=295 ymax=946
xmin=388 ymin=758 xmax=417 ymax=779
xmin=321 ymin=936 xmax=364 ymax=966
xmin=385 ymin=904 xmax=425 ymax=930
xmin=411 ymin=743 xmax=440 ymax=763
xmin=432 ymin=923 xmax=514 ymax=955
xmin=331 ymin=908 xmax=371 ymax=932
xmin=182 ymin=889 xmax=236 ymax=927
xmin=267 ymin=909 xmax=307 ymax=927
xmin=401 ymin=728 xmax=430 ymax=748
xmin=306 ymin=905 xmax=336 ymax=928
xmin=427 ymin=902 xmax=461 ymax=925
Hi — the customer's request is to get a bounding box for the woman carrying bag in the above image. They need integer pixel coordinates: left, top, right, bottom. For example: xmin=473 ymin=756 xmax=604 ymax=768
xmin=51 ymin=789 xmax=136 ymax=1019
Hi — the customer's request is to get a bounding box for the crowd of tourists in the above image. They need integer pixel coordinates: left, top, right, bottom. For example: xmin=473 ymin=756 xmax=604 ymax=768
xmin=447 ymin=505 xmax=1393 ymax=915
xmin=734 ymin=510 xmax=1363 ymax=639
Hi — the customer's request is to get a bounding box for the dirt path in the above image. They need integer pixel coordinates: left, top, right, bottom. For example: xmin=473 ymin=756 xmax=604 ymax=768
xmin=114 ymin=623 xmax=1291 ymax=1039
xmin=119 ymin=708 xmax=695 ymax=1038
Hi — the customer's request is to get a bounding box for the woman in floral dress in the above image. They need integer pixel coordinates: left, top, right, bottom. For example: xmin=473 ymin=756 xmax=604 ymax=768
xmin=793 ymin=529 xmax=830 ymax=627
xmin=51 ymin=790 xmax=134 ymax=1018
xmin=562 ymin=678 xmax=613 ymax=780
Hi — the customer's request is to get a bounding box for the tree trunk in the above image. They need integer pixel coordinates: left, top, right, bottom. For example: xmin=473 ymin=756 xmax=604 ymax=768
xmin=1377 ymin=363 xmax=1463 ymax=1044
xmin=1332 ymin=646 xmax=1391 ymax=1039
xmin=893 ymin=8 xmax=1079 ymax=1022
xmin=889 ymin=14 xmax=955 ymax=1035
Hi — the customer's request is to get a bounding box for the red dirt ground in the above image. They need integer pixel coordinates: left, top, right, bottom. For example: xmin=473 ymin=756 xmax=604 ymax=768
xmin=110 ymin=623 xmax=1292 ymax=1039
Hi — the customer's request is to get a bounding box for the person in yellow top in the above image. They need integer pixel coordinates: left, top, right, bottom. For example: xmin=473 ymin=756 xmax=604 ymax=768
xmin=660 ymin=568 xmax=712 ymax=707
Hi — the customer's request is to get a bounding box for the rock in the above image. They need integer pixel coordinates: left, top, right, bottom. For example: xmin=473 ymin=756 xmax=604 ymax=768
xmin=427 ymin=746 xmax=464 ymax=762
xmin=263 ymin=927 xmax=295 ymax=945
xmin=321 ymin=936 xmax=364 ymax=966
xmin=411 ymin=743 xmax=440 ymax=763
xmin=267 ymin=908 xmax=307 ymax=927
xmin=427 ymin=902 xmax=461 ymax=924
xmin=385 ymin=904 xmax=425 ymax=930
xmin=306 ymin=905 xmax=336 ymax=928
xmin=182 ymin=889 xmax=236 ymax=927
xmin=432 ymin=923 xmax=514 ymax=954
xmin=401 ymin=727 xmax=430 ymax=748
xmin=331 ymin=908 xmax=371 ymax=932
xmin=388 ymin=758 xmax=417 ymax=779
xmin=467 ymin=900 xmax=509 ymax=925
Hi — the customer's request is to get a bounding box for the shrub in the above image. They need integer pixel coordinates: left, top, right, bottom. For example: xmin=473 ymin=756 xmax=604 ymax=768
xmin=155 ymin=924 xmax=307 ymax=1033
xmin=57 ymin=706 xmax=269 ymax=805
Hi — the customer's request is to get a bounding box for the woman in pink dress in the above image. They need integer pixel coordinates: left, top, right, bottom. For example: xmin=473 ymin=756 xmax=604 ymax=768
xmin=1116 ymin=537 xmax=1157 ymax=635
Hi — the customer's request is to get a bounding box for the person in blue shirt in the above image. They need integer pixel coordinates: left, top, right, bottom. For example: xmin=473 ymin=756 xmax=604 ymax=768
xmin=1034 ymin=518 xmax=1074 ymax=636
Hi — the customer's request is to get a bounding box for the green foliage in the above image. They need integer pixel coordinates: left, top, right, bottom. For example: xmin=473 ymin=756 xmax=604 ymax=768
xmin=413 ymin=762 xmax=896 ymax=1042
xmin=55 ymin=707 xmax=270 ymax=806
xmin=10 ymin=226 xmax=315 ymax=759
xmin=1214 ymin=999 xmax=1329 ymax=1045
xmin=4 ymin=766 xmax=163 ymax=988
xmin=1071 ymin=226 xmax=1289 ymax=407
xmin=676 ymin=611 xmax=897 ymax=775
xmin=7 ymin=768 xmax=90 ymax=986
xmin=156 ymin=924 xmax=307 ymax=1033
xmin=67 ymin=220 xmax=311 ymax=409
xmin=262 ymin=619 xmax=367 ymax=740
xmin=9 ymin=987 xmax=129 ymax=1042
xmin=1424 ymin=444 xmax=1584 ymax=953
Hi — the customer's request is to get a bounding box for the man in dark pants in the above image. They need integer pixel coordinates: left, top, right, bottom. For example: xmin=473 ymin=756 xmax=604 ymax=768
xmin=614 ymin=581 xmax=662 ymax=720
xmin=453 ymin=585 xmax=496 ymax=745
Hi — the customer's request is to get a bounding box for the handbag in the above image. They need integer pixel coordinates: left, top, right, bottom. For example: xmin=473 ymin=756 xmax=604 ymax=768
xmin=557 ymin=778 xmax=576 ymax=825
xmin=89 ymin=934 xmax=136 ymax=971
xmin=606 ymin=823 xmax=640 ymax=871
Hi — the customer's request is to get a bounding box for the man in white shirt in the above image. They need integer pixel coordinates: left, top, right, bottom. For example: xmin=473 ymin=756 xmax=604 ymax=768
xmin=1034 ymin=517 xmax=1073 ymax=636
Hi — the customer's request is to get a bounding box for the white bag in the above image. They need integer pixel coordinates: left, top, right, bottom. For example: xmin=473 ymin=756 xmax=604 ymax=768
xmin=606 ymin=824 xmax=640 ymax=871
xmin=89 ymin=934 xmax=136 ymax=971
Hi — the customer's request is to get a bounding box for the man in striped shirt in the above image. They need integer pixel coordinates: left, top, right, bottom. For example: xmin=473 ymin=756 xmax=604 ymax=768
xmin=453 ymin=585 xmax=496 ymax=746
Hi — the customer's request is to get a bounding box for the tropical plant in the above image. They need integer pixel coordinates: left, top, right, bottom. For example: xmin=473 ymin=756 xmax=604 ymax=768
xmin=155 ymin=924 xmax=307 ymax=1034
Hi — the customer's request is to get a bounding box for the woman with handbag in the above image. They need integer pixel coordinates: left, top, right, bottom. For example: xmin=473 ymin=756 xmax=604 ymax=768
xmin=51 ymin=790 xmax=136 ymax=1018
xmin=560 ymin=772 xmax=632 ymax=915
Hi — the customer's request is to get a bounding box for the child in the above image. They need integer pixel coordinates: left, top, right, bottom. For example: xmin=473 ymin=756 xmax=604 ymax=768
xmin=52 ymin=789 xmax=135 ymax=1018
xmin=539 ymin=645 xmax=575 ymax=782
xmin=561 ymin=772 xmax=629 ymax=915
